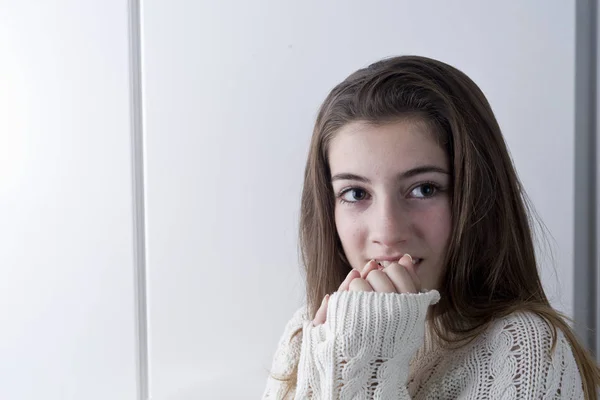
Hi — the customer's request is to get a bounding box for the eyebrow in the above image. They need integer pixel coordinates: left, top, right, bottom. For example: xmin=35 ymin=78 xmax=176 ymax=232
xmin=331 ymin=165 xmax=450 ymax=183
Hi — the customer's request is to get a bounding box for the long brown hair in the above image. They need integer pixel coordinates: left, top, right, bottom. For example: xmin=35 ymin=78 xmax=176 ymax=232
xmin=277 ymin=55 xmax=600 ymax=398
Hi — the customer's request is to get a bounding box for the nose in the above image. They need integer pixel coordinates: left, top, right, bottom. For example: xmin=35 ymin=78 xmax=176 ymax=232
xmin=369 ymin=196 xmax=410 ymax=248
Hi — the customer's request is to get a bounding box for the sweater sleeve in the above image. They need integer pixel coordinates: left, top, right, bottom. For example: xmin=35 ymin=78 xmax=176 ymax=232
xmin=295 ymin=290 xmax=440 ymax=399
xmin=477 ymin=312 xmax=584 ymax=399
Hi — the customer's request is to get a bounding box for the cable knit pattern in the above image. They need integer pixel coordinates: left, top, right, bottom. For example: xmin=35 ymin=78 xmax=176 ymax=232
xmin=407 ymin=312 xmax=583 ymax=399
xmin=264 ymin=290 xmax=440 ymax=399
xmin=263 ymin=291 xmax=584 ymax=399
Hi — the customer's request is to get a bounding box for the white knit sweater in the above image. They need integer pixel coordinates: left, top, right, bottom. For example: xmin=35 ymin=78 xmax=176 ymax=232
xmin=262 ymin=290 xmax=584 ymax=399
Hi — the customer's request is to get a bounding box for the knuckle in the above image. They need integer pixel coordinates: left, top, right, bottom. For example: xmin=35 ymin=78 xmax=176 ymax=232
xmin=386 ymin=262 xmax=407 ymax=276
xmin=365 ymin=269 xmax=385 ymax=280
xmin=365 ymin=270 xmax=392 ymax=290
xmin=349 ymin=278 xmax=366 ymax=291
xmin=385 ymin=265 xmax=414 ymax=291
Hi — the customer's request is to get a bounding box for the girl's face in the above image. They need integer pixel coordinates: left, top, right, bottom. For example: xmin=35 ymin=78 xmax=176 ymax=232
xmin=328 ymin=119 xmax=452 ymax=290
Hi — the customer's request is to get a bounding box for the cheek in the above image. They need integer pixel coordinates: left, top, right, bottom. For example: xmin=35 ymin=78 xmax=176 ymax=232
xmin=415 ymin=202 xmax=452 ymax=249
xmin=335 ymin=208 xmax=365 ymax=253
xmin=433 ymin=207 xmax=452 ymax=249
xmin=335 ymin=207 xmax=352 ymax=242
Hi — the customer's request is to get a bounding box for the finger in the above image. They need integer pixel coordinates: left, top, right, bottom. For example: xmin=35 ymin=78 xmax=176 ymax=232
xmin=383 ymin=262 xmax=418 ymax=293
xmin=364 ymin=269 xmax=397 ymax=293
xmin=360 ymin=259 xmax=379 ymax=279
xmin=338 ymin=269 xmax=361 ymax=292
xmin=398 ymin=254 xmax=421 ymax=291
xmin=348 ymin=278 xmax=374 ymax=292
xmin=312 ymin=294 xmax=330 ymax=326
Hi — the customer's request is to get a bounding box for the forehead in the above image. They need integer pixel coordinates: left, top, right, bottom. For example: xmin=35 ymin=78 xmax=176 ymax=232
xmin=328 ymin=119 xmax=448 ymax=175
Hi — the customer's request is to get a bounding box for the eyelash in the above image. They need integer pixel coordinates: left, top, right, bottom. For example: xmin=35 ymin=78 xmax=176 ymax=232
xmin=336 ymin=182 xmax=443 ymax=205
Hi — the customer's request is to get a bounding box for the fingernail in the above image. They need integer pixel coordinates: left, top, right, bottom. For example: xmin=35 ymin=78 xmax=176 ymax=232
xmin=401 ymin=253 xmax=413 ymax=264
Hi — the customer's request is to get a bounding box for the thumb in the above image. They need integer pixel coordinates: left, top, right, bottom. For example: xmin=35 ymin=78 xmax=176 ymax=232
xmin=312 ymin=294 xmax=330 ymax=326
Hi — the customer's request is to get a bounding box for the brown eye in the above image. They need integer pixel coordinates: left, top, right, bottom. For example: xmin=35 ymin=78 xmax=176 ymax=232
xmin=340 ymin=188 xmax=368 ymax=203
xmin=410 ymin=183 xmax=437 ymax=198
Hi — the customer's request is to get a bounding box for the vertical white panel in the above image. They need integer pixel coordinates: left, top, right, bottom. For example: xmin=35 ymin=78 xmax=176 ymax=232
xmin=0 ymin=2 xmax=138 ymax=399
xmin=141 ymin=1 xmax=575 ymax=398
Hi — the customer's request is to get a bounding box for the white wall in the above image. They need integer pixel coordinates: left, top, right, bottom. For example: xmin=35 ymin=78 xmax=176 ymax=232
xmin=0 ymin=2 xmax=138 ymax=399
xmin=140 ymin=1 xmax=575 ymax=398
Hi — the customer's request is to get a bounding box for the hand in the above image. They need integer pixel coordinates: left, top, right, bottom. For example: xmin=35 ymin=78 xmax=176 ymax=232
xmin=312 ymin=254 xmax=420 ymax=326
xmin=312 ymin=267 xmax=360 ymax=326
xmin=353 ymin=254 xmax=421 ymax=294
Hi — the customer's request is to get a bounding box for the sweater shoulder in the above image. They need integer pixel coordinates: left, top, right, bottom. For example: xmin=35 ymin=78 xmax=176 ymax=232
xmin=479 ymin=310 xmax=574 ymax=361
xmin=275 ymin=304 xmax=308 ymax=351
xmin=488 ymin=311 xmax=555 ymax=339
xmin=286 ymin=304 xmax=309 ymax=333
xmin=479 ymin=310 xmax=583 ymax=397
xmin=484 ymin=310 xmax=567 ymax=349
xmin=261 ymin=305 xmax=309 ymax=399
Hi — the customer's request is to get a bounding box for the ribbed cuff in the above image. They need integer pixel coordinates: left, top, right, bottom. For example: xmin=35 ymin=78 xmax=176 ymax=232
xmin=325 ymin=290 xmax=440 ymax=359
xmin=296 ymin=290 xmax=440 ymax=398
